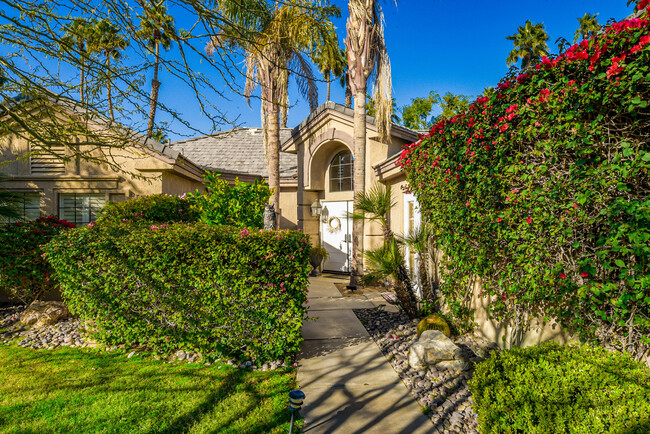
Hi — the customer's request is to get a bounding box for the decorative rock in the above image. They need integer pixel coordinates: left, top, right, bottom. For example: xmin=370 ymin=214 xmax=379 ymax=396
xmin=408 ymin=330 xmax=470 ymax=371
xmin=20 ymin=301 xmax=71 ymax=329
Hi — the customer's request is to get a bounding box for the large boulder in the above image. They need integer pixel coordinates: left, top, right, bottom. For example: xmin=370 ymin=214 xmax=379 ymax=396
xmin=408 ymin=330 xmax=470 ymax=371
xmin=20 ymin=301 xmax=71 ymax=329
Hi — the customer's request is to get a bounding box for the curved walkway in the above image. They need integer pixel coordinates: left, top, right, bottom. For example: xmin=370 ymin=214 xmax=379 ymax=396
xmin=297 ymin=274 xmax=432 ymax=433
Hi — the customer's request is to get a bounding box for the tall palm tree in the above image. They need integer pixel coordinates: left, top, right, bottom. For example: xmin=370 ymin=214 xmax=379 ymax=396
xmin=207 ymin=0 xmax=339 ymax=225
xmin=137 ymin=1 xmax=176 ymax=139
xmin=313 ymin=44 xmax=346 ymax=102
xmin=61 ymin=18 xmax=96 ymax=105
xmin=90 ymin=19 xmax=129 ymax=121
xmin=574 ymin=13 xmax=601 ymax=43
xmin=345 ymin=0 xmax=393 ymax=287
xmin=506 ymin=20 xmax=549 ymax=69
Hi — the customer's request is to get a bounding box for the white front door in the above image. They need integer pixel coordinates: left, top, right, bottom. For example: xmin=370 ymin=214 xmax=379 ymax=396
xmin=321 ymin=201 xmax=353 ymax=273
xmin=404 ymin=193 xmax=423 ymax=298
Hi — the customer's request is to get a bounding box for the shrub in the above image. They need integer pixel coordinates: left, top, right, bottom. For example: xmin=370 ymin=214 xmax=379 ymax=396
xmin=469 ymin=342 xmax=650 ymax=433
xmin=97 ymin=194 xmax=200 ymax=224
xmin=188 ymin=172 xmax=272 ymax=228
xmin=0 ymin=216 xmax=75 ymax=303
xmin=44 ymin=221 xmax=311 ymax=362
xmin=398 ymin=13 xmax=650 ymax=357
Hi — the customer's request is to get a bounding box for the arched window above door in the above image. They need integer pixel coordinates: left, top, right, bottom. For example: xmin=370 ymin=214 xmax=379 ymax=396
xmin=329 ymin=150 xmax=353 ymax=192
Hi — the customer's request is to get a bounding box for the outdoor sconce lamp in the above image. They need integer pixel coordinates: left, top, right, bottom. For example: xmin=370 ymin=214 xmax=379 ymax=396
xmin=310 ymin=199 xmax=322 ymax=217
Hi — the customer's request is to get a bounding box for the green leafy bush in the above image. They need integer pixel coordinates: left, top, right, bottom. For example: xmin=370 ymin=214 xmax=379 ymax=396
xmin=0 ymin=216 xmax=75 ymax=303
xmin=398 ymin=15 xmax=650 ymax=355
xmin=44 ymin=221 xmax=310 ymax=362
xmin=188 ymin=172 xmax=272 ymax=228
xmin=470 ymin=342 xmax=650 ymax=433
xmin=97 ymin=194 xmax=200 ymax=224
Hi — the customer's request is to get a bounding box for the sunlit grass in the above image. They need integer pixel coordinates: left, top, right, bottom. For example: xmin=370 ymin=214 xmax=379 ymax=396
xmin=0 ymin=345 xmax=301 ymax=433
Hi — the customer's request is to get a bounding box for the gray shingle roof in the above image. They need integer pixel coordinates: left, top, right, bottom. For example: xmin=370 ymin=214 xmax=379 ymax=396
xmin=170 ymin=128 xmax=297 ymax=178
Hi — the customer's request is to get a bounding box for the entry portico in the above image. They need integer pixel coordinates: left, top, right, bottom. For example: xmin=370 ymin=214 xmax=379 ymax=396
xmin=281 ymin=102 xmax=421 ymax=273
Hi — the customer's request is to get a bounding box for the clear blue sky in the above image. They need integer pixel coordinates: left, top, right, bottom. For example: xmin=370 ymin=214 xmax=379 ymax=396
xmin=158 ymin=0 xmax=635 ymax=140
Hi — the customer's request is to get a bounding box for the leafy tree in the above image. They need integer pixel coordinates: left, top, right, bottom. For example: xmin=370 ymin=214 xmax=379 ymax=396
xmin=366 ymin=95 xmax=399 ymax=123
xmin=137 ymin=1 xmax=176 ymax=139
xmin=207 ymin=0 xmax=339 ymax=227
xmin=437 ymin=92 xmax=471 ymax=120
xmin=401 ymin=91 xmax=439 ymax=130
xmin=506 ymin=20 xmax=550 ymax=69
xmin=574 ymin=13 xmax=601 ymax=43
xmin=345 ymin=0 xmax=394 ymax=286
xmin=89 ymin=19 xmax=129 ymax=121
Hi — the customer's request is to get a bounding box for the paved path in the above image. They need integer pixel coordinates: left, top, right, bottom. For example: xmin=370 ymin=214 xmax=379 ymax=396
xmin=297 ymin=274 xmax=432 ymax=433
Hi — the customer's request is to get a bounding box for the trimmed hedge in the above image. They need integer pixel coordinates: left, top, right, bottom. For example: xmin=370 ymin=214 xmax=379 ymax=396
xmin=469 ymin=342 xmax=650 ymax=433
xmin=44 ymin=221 xmax=311 ymax=362
xmin=0 ymin=216 xmax=75 ymax=303
xmin=97 ymin=194 xmax=200 ymax=224
xmin=397 ymin=14 xmax=650 ymax=353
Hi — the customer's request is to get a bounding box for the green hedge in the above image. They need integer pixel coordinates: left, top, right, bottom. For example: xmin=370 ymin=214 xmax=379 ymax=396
xmin=97 ymin=194 xmax=200 ymax=224
xmin=398 ymin=15 xmax=650 ymax=351
xmin=0 ymin=216 xmax=75 ymax=303
xmin=44 ymin=221 xmax=311 ymax=362
xmin=469 ymin=342 xmax=650 ymax=433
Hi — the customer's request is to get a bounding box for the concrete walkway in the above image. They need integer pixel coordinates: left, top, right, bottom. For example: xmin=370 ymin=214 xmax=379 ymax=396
xmin=297 ymin=274 xmax=432 ymax=433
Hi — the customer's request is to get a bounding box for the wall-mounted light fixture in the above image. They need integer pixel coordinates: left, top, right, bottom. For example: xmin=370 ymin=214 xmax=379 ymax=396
xmin=310 ymin=199 xmax=322 ymax=217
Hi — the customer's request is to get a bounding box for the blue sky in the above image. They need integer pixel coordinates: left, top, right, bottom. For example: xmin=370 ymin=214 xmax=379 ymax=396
xmin=157 ymin=0 xmax=635 ymax=140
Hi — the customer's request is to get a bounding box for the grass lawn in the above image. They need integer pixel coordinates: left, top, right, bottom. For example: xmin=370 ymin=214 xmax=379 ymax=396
xmin=0 ymin=345 xmax=301 ymax=433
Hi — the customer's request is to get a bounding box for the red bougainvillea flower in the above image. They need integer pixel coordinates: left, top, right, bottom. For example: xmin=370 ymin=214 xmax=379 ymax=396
xmin=497 ymin=217 xmax=503 ymax=222
xmin=580 ymin=271 xmax=589 ymax=278
xmin=560 ymin=273 xmax=567 ymax=279
xmin=526 ymin=217 xmax=532 ymax=224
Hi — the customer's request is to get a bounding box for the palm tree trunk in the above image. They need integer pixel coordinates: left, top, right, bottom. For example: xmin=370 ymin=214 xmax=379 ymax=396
xmin=394 ymin=265 xmax=418 ymax=318
xmin=345 ymin=77 xmax=352 ymax=108
xmin=147 ymin=43 xmax=161 ymax=139
xmin=350 ymin=89 xmax=366 ymax=287
xmin=267 ymin=100 xmax=281 ymax=228
xmin=106 ymin=54 xmax=114 ymax=121
xmin=325 ymin=70 xmax=331 ymax=102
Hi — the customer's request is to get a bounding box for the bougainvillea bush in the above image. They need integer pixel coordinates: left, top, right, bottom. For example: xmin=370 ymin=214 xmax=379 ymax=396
xmin=44 ymin=222 xmax=311 ymax=362
xmin=398 ymin=11 xmax=650 ymax=359
xmin=0 ymin=216 xmax=75 ymax=304
xmin=470 ymin=342 xmax=650 ymax=433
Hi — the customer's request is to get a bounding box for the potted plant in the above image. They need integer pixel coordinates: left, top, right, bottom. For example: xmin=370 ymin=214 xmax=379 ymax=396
xmin=309 ymin=246 xmax=329 ymax=276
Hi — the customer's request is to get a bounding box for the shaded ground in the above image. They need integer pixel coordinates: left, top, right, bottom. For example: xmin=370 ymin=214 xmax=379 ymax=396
xmin=354 ymin=308 xmax=499 ymax=434
xmin=0 ymin=345 xmax=300 ymax=433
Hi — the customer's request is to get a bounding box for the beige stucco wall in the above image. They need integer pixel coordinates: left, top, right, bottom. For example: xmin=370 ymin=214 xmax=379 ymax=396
xmin=0 ymin=133 xmax=203 ymax=218
xmin=278 ymin=184 xmax=299 ymax=230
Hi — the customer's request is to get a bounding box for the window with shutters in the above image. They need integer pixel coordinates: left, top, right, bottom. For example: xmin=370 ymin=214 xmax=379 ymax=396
xmin=58 ymin=193 xmax=105 ymax=226
xmin=30 ymin=145 xmax=66 ymax=174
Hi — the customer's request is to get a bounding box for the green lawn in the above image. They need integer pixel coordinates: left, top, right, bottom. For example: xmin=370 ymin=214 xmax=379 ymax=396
xmin=0 ymin=345 xmax=300 ymax=433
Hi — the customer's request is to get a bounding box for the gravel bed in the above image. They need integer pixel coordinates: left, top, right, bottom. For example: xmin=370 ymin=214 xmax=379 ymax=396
xmin=354 ymin=308 xmax=499 ymax=434
xmin=0 ymin=304 xmax=286 ymax=370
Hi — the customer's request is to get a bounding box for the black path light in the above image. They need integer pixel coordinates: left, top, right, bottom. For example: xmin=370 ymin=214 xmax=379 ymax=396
xmin=288 ymin=389 xmax=305 ymax=434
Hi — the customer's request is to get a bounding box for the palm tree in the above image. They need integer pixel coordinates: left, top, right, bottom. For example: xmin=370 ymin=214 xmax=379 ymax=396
xmin=90 ymin=19 xmax=129 ymax=121
xmin=207 ymin=0 xmax=339 ymax=225
xmin=506 ymin=20 xmax=549 ymax=69
xmin=313 ymin=44 xmax=346 ymax=102
xmin=574 ymin=13 xmax=601 ymax=43
xmin=137 ymin=1 xmax=176 ymax=139
xmin=61 ymin=18 xmax=96 ymax=105
xmin=351 ymin=183 xmax=418 ymax=318
xmin=345 ymin=0 xmax=393 ymax=287
xmin=366 ymin=95 xmax=400 ymax=123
